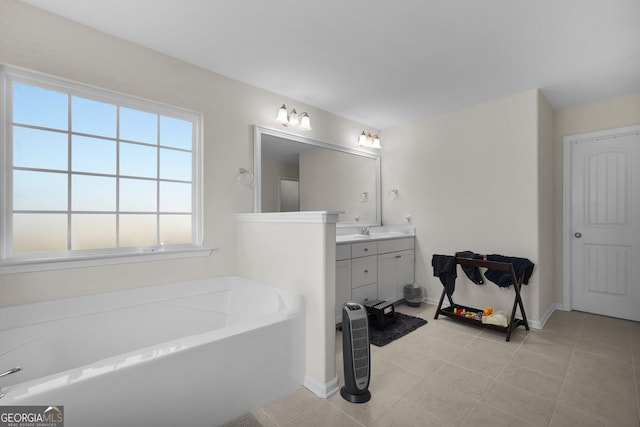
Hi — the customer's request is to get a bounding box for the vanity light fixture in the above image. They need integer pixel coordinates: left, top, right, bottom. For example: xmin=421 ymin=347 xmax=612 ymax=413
xmin=358 ymin=132 xmax=381 ymax=149
xmin=275 ymin=104 xmax=312 ymax=131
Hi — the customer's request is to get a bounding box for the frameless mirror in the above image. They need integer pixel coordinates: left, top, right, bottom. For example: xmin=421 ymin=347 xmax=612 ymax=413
xmin=253 ymin=125 xmax=381 ymax=225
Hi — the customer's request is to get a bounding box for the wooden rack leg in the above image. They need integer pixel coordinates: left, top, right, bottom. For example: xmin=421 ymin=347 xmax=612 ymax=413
xmin=514 ymin=280 xmax=530 ymax=330
xmin=434 ymin=288 xmax=454 ymax=319
xmin=506 ymin=297 xmax=518 ymax=342
xmin=505 ymin=279 xmax=530 ymax=341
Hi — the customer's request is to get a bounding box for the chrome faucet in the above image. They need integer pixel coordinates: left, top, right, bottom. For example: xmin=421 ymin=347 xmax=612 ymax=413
xmin=0 ymin=367 xmax=22 ymax=399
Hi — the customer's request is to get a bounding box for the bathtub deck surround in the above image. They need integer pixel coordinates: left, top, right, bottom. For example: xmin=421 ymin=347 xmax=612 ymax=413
xmin=0 ymin=277 xmax=304 ymax=427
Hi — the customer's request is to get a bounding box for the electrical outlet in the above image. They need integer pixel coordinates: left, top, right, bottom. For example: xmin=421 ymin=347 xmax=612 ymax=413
xmin=405 ymin=214 xmax=412 ymax=225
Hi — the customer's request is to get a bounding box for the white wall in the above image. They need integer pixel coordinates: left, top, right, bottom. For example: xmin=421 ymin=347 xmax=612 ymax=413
xmin=0 ymin=0 xmax=371 ymax=307
xmin=537 ymin=92 xmax=555 ymax=320
xmin=381 ymin=90 xmax=553 ymax=325
xmin=235 ymin=214 xmax=338 ymax=398
xmin=552 ymin=92 xmax=640 ymax=304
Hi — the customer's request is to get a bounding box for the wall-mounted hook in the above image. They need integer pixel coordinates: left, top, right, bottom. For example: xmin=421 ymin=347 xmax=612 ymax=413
xmin=237 ymin=168 xmax=254 ymax=187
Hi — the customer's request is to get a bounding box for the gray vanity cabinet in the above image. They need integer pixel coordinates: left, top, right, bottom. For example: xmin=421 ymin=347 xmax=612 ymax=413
xmin=335 ymin=259 xmax=352 ymax=323
xmin=335 ymin=241 xmax=378 ymax=324
xmin=335 ymin=236 xmax=415 ymax=324
xmin=335 ymin=244 xmax=352 ymax=323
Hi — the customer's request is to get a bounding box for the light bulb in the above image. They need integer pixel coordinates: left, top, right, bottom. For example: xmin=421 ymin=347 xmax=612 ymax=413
xmin=275 ymin=104 xmax=288 ymax=125
xmin=299 ymin=113 xmax=312 ymax=131
xmin=358 ymin=131 xmax=368 ymax=146
xmin=288 ymin=109 xmax=299 ymax=127
xmin=372 ymin=135 xmax=381 ymax=148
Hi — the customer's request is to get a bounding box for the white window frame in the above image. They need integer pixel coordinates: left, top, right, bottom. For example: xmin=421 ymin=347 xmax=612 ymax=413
xmin=0 ymin=66 xmax=210 ymax=274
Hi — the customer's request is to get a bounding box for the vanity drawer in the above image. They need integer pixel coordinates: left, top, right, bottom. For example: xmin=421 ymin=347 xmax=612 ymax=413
xmin=352 ymin=241 xmax=378 ymax=258
xmin=351 ymin=283 xmax=377 ymax=305
xmin=352 ymin=255 xmax=377 ymax=288
xmin=378 ymin=237 xmax=414 ymax=254
xmin=336 ymin=244 xmax=351 ymax=261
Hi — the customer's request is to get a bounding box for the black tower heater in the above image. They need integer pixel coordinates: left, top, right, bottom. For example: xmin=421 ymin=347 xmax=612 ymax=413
xmin=340 ymin=302 xmax=371 ymax=403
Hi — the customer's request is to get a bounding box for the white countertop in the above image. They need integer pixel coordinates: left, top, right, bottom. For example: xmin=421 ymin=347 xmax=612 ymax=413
xmin=336 ymin=226 xmax=415 ymax=243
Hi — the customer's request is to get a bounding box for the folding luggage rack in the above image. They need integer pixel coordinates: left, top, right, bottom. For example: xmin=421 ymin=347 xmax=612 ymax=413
xmin=434 ymin=256 xmax=530 ymax=342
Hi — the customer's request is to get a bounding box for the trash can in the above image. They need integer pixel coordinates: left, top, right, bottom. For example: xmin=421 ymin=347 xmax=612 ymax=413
xmin=403 ymin=284 xmax=422 ymax=307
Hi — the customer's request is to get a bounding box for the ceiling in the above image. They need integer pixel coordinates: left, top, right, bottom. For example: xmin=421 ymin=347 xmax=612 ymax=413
xmin=21 ymin=0 xmax=640 ymax=129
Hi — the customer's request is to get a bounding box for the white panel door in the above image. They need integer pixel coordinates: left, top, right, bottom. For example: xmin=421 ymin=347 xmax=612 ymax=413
xmin=571 ymin=130 xmax=639 ymax=321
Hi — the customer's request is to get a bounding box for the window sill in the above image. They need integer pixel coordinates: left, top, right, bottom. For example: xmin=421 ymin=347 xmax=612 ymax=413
xmin=0 ymin=247 xmax=214 ymax=275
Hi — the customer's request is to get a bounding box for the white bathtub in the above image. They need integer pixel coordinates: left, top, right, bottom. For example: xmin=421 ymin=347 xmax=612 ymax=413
xmin=0 ymin=276 xmax=305 ymax=426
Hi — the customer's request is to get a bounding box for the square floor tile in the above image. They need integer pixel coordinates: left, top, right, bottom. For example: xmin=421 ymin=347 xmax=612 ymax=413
xmin=496 ymin=362 xmax=563 ymax=400
xmin=481 ymin=381 xmax=555 ymax=427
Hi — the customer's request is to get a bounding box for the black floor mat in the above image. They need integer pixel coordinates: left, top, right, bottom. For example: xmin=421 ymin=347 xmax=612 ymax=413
xmin=368 ymin=312 xmax=427 ymax=347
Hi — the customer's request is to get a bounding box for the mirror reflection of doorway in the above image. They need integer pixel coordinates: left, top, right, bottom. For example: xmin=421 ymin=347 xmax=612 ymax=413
xmin=278 ymin=177 xmax=300 ymax=212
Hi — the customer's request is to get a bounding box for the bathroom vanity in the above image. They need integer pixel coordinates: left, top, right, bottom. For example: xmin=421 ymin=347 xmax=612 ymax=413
xmin=335 ymin=227 xmax=415 ymax=323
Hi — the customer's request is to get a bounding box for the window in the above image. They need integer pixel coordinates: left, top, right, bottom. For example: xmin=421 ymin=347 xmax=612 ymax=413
xmin=1 ymin=67 xmax=203 ymax=268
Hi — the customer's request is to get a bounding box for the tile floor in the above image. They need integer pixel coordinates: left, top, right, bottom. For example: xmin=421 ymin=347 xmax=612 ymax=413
xmin=246 ymin=303 xmax=640 ymax=427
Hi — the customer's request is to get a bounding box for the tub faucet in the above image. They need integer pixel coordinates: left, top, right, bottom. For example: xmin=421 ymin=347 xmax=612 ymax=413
xmin=0 ymin=367 xmax=22 ymax=399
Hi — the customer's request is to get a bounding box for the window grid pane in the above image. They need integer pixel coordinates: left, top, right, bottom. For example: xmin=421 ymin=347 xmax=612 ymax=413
xmin=72 ymin=135 xmax=116 ymax=174
xmin=13 ymin=213 xmax=68 ymax=253
xmin=13 ymin=170 xmax=68 ymax=211
xmin=13 ymin=126 xmax=68 ymax=171
xmin=71 ymin=214 xmax=116 ymax=250
xmin=7 ymin=76 xmax=197 ymax=257
xmin=13 ymin=83 xmax=68 ymax=131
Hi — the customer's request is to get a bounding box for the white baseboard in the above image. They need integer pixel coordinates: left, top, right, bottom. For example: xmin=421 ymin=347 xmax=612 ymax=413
xmin=530 ymin=303 xmax=561 ymax=329
xmin=424 ymin=297 xmax=441 ymax=306
xmin=304 ymin=375 xmax=339 ymax=398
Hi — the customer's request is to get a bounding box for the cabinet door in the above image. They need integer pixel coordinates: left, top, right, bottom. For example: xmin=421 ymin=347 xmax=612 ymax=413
xmin=396 ymin=250 xmax=415 ymax=299
xmin=377 ymin=253 xmax=398 ymax=301
xmin=336 ymin=260 xmax=351 ymax=324
xmin=378 ymin=250 xmax=415 ymax=302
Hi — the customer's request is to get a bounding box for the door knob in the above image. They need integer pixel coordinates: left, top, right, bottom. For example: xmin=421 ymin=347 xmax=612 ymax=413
xmin=574 ymin=232 xmax=582 ymax=238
